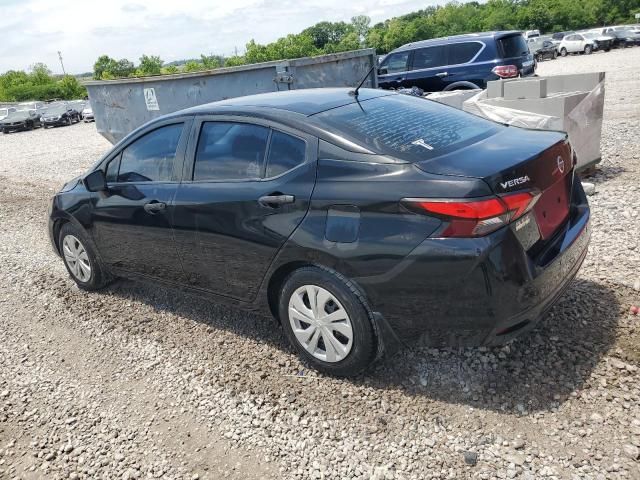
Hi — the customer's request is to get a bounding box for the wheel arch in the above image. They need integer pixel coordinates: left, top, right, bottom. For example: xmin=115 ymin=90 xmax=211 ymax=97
xmin=443 ymin=81 xmax=481 ymax=91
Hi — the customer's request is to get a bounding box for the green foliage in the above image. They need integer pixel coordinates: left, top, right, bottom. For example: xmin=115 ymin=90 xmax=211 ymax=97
xmin=367 ymin=0 xmax=640 ymax=53
xmin=138 ymin=55 xmax=163 ymax=76
xmin=162 ymin=65 xmax=179 ymax=74
xmin=0 ymin=65 xmax=86 ymax=101
xmin=184 ymin=61 xmax=203 ymax=72
xmin=84 ymin=0 xmax=640 ymax=78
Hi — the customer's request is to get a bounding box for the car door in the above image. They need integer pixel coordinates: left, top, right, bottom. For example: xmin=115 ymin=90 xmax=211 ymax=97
xmin=441 ymin=42 xmax=484 ymax=89
xmin=171 ymin=117 xmax=317 ymax=300
xmin=90 ymin=118 xmax=191 ymax=283
xmin=566 ymin=35 xmax=579 ymax=52
xmin=377 ymin=51 xmax=412 ymax=89
xmin=404 ymin=44 xmax=448 ymax=91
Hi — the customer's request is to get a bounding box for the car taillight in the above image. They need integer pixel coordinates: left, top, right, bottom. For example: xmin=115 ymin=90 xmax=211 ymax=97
xmin=404 ymin=191 xmax=540 ymax=238
xmin=492 ymin=65 xmax=519 ymax=78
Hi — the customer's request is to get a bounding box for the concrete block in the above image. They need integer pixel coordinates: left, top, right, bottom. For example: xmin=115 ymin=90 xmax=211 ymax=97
xmin=503 ymin=78 xmax=547 ymax=100
xmin=486 ymin=80 xmax=505 ymax=99
xmin=545 ymin=72 xmax=604 ymax=94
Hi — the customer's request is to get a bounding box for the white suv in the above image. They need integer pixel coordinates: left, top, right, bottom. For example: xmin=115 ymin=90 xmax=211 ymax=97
xmin=558 ymin=33 xmax=596 ymax=56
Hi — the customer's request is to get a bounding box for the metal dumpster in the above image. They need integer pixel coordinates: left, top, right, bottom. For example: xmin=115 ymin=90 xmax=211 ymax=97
xmin=85 ymin=49 xmax=378 ymax=144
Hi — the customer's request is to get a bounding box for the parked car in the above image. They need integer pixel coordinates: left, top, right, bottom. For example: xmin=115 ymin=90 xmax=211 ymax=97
xmin=558 ymin=33 xmax=596 ymax=56
xmin=48 ymin=88 xmax=590 ymax=376
xmin=0 ymin=106 xmax=17 ymax=121
xmin=551 ymin=31 xmax=573 ymax=43
xmin=591 ymin=27 xmax=640 ymax=48
xmin=581 ymin=32 xmax=614 ymax=51
xmin=41 ymin=103 xmax=81 ymax=128
xmin=1 ymin=109 xmax=42 ymax=133
xmin=530 ymin=39 xmax=558 ymax=61
xmin=82 ymin=104 xmax=94 ymax=122
xmin=524 ymin=29 xmax=540 ymax=39
xmin=377 ymin=31 xmax=535 ymax=92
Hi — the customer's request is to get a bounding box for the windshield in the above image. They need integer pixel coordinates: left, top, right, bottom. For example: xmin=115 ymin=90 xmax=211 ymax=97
xmin=17 ymin=103 xmax=35 ymax=111
xmin=47 ymin=104 xmax=69 ymax=115
xmin=0 ymin=108 xmax=7 ymax=116
xmin=583 ymin=33 xmax=598 ymax=39
xmin=311 ymin=94 xmax=501 ymax=162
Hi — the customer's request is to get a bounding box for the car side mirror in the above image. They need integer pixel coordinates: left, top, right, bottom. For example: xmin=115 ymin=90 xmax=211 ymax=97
xmin=378 ymin=67 xmax=388 ymax=75
xmin=84 ymin=169 xmax=107 ymax=192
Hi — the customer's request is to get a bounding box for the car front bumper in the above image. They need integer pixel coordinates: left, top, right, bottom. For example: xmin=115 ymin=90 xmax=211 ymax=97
xmin=359 ymin=180 xmax=590 ymax=347
xmin=43 ymin=119 xmax=68 ymax=126
xmin=2 ymin=122 xmax=27 ymax=131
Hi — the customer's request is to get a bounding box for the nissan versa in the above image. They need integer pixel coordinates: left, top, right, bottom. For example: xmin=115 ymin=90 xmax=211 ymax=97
xmin=48 ymin=88 xmax=590 ymax=376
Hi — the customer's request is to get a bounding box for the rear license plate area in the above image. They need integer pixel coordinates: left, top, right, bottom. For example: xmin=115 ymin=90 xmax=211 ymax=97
xmin=512 ymin=211 xmax=540 ymax=250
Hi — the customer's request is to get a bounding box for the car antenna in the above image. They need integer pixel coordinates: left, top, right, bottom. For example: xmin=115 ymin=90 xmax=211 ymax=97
xmin=350 ymin=63 xmax=376 ymax=97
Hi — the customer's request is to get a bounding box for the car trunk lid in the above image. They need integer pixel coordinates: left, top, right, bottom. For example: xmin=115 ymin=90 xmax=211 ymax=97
xmin=414 ymin=127 xmax=574 ymax=240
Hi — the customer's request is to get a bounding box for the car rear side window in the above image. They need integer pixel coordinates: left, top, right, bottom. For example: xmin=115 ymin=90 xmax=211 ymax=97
xmin=312 ymin=94 xmax=501 ymax=162
xmin=193 ymin=122 xmax=269 ymax=181
xmin=117 ymin=123 xmax=183 ymax=183
xmin=380 ymin=52 xmax=409 ymax=74
xmin=411 ymin=46 xmax=446 ymax=70
xmin=265 ymin=131 xmax=306 ymax=178
xmin=498 ymin=35 xmax=528 ymax=58
xmin=448 ymin=42 xmax=482 ymax=64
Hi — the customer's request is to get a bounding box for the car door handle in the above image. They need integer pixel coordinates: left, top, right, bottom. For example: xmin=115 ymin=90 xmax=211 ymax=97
xmin=436 ymin=72 xmax=449 ymax=78
xmin=143 ymin=201 xmax=166 ymax=214
xmin=258 ymin=194 xmax=295 ymax=207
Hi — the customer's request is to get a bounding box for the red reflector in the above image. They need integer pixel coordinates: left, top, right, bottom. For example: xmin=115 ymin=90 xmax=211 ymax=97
xmin=492 ymin=65 xmax=518 ymax=78
xmin=417 ymin=198 xmax=505 ymax=219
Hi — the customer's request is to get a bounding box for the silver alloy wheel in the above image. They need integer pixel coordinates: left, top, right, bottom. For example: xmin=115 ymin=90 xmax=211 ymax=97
xmin=288 ymin=284 xmax=353 ymax=363
xmin=62 ymin=235 xmax=92 ymax=282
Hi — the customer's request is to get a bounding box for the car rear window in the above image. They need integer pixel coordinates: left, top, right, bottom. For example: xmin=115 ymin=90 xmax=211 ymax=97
xmin=311 ymin=94 xmax=501 ymax=162
xmin=498 ymin=34 xmax=529 ymax=58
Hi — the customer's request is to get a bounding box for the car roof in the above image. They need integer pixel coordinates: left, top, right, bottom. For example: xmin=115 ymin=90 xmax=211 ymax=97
xmin=178 ymin=87 xmax=393 ymax=117
xmin=391 ymin=31 xmax=523 ymax=53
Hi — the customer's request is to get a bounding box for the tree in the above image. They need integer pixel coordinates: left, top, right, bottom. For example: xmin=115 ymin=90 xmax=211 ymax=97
xmin=58 ymin=75 xmax=86 ymax=99
xmin=200 ymin=54 xmax=221 ymax=69
xmin=138 ymin=55 xmax=163 ymax=76
xmin=112 ymin=59 xmax=135 ymax=78
xmin=93 ymin=55 xmax=117 ymax=80
xmin=163 ymin=65 xmax=179 ymax=74
xmin=351 ymin=15 xmax=371 ymax=45
xmin=30 ymin=63 xmax=52 ymax=85
xmin=184 ymin=61 xmax=203 ymax=72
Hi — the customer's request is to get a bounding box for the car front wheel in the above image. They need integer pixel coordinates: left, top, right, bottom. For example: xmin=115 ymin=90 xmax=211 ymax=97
xmin=584 ymin=45 xmax=593 ymax=54
xmin=59 ymin=223 xmax=111 ymax=291
xmin=560 ymin=47 xmax=568 ymax=57
xmin=279 ymin=266 xmax=377 ymax=377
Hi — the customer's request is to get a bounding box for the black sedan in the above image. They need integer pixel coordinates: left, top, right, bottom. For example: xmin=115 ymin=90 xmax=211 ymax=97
xmin=1 ymin=110 xmax=42 ymax=133
xmin=48 ymin=88 xmax=590 ymax=376
xmin=532 ymin=40 xmax=558 ymax=61
xmin=41 ymin=104 xmax=81 ymax=128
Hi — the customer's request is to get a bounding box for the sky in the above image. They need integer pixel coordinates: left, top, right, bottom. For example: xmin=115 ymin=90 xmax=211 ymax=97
xmin=0 ymin=0 xmax=450 ymax=75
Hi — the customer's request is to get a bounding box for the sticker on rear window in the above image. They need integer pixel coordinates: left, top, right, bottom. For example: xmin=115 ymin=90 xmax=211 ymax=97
xmin=411 ymin=139 xmax=434 ymax=150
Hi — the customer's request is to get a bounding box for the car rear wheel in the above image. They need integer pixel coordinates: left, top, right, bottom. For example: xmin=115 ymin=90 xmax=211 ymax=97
xmin=59 ymin=223 xmax=112 ymax=291
xmin=553 ymin=50 xmax=558 ymax=59
xmin=584 ymin=45 xmax=593 ymax=54
xmin=279 ymin=266 xmax=377 ymax=377
xmin=560 ymin=47 xmax=568 ymax=57
xmin=536 ymin=53 xmax=543 ymax=62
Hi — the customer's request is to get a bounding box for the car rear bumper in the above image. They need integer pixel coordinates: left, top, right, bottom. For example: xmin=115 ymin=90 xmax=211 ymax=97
xmin=359 ymin=181 xmax=590 ymax=347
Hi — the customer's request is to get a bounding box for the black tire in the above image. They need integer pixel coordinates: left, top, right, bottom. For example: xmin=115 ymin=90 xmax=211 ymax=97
xmin=560 ymin=47 xmax=568 ymax=57
xmin=536 ymin=53 xmax=543 ymax=62
xmin=553 ymin=50 xmax=558 ymax=59
xmin=58 ymin=223 xmax=112 ymax=291
xmin=584 ymin=45 xmax=592 ymax=55
xmin=278 ymin=266 xmax=377 ymax=377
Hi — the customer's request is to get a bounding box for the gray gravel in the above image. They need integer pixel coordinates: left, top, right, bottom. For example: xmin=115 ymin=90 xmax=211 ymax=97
xmin=1 ymin=47 xmax=639 ymax=480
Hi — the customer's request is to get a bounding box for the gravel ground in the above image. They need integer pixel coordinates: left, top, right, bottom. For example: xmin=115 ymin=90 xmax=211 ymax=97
xmin=1 ymin=48 xmax=639 ymax=480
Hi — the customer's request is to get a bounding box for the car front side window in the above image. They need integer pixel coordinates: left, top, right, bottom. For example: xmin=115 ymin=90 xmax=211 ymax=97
xmin=117 ymin=123 xmax=183 ymax=183
xmin=380 ymin=52 xmax=410 ymax=74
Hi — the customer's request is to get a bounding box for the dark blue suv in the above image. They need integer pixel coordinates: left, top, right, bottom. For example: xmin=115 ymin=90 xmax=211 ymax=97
xmin=377 ymin=31 xmax=536 ymax=92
